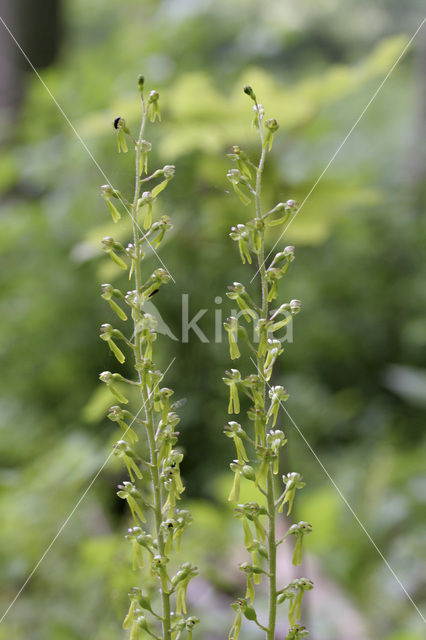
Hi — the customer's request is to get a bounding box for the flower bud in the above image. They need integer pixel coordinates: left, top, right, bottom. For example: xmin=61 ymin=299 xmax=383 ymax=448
xmin=243 ymin=85 xmax=256 ymax=101
xmin=137 ymin=74 xmax=144 ymax=92
xmin=242 ymin=465 xmax=256 ymax=481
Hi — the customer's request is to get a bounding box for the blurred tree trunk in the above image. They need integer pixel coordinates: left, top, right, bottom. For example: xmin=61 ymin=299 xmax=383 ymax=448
xmin=0 ymin=0 xmax=62 ymax=136
xmin=0 ymin=0 xmax=22 ymax=128
xmin=406 ymin=36 xmax=426 ymax=213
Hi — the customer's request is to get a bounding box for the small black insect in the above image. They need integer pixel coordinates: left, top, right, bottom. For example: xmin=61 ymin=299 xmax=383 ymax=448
xmin=113 ymin=116 xmax=121 ymax=129
xmin=148 ymin=289 xmax=159 ymax=298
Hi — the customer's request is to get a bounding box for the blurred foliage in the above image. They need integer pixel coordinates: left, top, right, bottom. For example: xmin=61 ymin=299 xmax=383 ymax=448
xmin=0 ymin=1 xmax=425 ymax=639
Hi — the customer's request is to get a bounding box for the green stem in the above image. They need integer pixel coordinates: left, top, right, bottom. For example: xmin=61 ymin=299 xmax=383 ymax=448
xmin=255 ymin=115 xmax=277 ymax=640
xmin=131 ymin=95 xmax=172 ymax=640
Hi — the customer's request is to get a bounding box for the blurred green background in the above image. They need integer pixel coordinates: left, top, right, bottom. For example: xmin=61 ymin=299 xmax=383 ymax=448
xmin=0 ymin=1 xmax=425 ymax=639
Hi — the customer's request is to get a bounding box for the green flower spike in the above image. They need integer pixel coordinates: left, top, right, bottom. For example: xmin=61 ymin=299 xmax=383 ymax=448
xmin=224 ymin=86 xmax=312 ymax=640
xmin=101 ymin=80 xmax=195 ymax=640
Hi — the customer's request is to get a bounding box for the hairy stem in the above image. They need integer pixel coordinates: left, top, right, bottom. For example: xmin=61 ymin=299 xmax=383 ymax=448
xmin=255 ymin=124 xmax=277 ymax=640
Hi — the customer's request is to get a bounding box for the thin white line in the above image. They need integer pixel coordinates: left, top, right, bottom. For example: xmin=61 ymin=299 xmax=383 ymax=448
xmin=250 ymin=356 xmax=426 ymax=624
xmin=0 ymin=357 xmax=176 ymax=624
xmin=251 ymin=16 xmax=426 ymax=282
xmin=0 ymin=15 xmax=175 ymax=283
